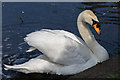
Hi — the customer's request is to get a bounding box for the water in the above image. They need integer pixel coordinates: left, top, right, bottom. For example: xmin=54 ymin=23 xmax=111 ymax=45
xmin=2 ymin=2 xmax=120 ymax=79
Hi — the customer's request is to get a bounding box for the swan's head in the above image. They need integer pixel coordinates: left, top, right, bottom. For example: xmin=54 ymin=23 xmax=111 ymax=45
xmin=79 ymin=10 xmax=101 ymax=35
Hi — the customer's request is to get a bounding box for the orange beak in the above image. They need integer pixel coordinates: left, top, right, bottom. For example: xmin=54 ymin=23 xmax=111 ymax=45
xmin=93 ymin=23 xmax=100 ymax=35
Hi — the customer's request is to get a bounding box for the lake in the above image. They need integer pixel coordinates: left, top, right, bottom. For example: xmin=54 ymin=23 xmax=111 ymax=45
xmin=2 ymin=2 xmax=120 ymax=79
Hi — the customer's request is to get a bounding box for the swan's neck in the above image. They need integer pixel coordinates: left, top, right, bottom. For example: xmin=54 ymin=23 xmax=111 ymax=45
xmin=77 ymin=18 xmax=109 ymax=62
xmin=77 ymin=21 xmax=96 ymax=48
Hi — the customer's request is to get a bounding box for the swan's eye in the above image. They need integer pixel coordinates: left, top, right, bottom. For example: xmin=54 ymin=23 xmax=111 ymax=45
xmin=92 ymin=19 xmax=101 ymax=28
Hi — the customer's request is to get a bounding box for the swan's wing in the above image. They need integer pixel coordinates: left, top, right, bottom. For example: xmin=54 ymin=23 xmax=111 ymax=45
xmin=24 ymin=29 xmax=92 ymax=65
xmin=25 ymin=29 xmax=87 ymax=52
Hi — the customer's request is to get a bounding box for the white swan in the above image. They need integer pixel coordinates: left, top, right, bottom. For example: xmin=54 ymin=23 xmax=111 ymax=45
xmin=4 ymin=10 xmax=109 ymax=75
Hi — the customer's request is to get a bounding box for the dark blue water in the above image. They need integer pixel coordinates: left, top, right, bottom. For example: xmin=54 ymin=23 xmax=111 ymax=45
xmin=2 ymin=2 xmax=120 ymax=79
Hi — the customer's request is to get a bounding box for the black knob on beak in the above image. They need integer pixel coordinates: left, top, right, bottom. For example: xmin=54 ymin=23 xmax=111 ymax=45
xmin=96 ymin=22 xmax=101 ymax=28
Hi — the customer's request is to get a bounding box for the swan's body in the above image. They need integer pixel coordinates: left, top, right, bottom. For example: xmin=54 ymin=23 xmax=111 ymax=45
xmin=4 ymin=10 xmax=109 ymax=75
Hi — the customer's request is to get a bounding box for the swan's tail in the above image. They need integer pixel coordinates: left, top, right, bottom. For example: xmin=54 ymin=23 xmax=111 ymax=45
xmin=3 ymin=57 xmax=52 ymax=74
xmin=4 ymin=64 xmax=30 ymax=74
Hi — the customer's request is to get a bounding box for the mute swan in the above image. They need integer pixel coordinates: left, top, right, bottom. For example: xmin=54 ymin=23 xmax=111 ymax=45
xmin=4 ymin=10 xmax=109 ymax=75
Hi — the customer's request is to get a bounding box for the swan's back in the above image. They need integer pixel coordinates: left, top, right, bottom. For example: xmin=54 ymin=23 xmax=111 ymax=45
xmin=26 ymin=29 xmax=85 ymax=45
